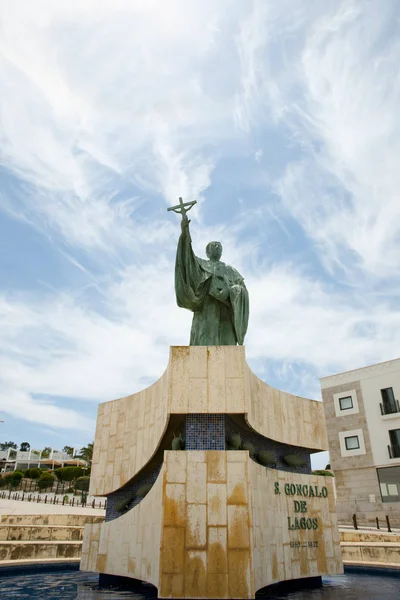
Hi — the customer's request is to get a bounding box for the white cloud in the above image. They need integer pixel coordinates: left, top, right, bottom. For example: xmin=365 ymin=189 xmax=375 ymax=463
xmin=2 ymin=254 xmax=400 ymax=434
xmin=0 ymin=0 xmax=245 ymax=253
xmin=1 ymin=0 xmax=400 ymax=447
xmin=0 ymin=388 xmax=93 ymax=433
xmin=267 ymin=1 xmax=400 ymax=277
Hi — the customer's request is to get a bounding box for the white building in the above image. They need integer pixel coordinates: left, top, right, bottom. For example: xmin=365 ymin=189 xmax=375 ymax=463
xmin=320 ymin=358 xmax=400 ymax=523
xmin=0 ymin=448 xmax=86 ymax=473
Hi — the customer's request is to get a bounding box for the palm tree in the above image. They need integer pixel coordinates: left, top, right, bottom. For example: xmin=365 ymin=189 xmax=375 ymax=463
xmin=77 ymin=442 xmax=94 ymax=465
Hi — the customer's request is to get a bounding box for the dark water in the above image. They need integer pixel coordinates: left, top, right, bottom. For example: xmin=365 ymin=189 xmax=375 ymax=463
xmin=0 ymin=568 xmax=399 ymax=600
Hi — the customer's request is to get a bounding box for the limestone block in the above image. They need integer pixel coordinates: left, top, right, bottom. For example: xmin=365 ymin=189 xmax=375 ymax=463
xmin=207 ymin=526 xmax=228 ymax=574
xmin=208 ymin=483 xmax=227 ymax=526
xmin=186 ymin=504 xmax=207 ymax=549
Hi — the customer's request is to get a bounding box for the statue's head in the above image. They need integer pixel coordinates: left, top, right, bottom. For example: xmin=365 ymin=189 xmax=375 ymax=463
xmin=206 ymin=241 xmax=222 ymax=262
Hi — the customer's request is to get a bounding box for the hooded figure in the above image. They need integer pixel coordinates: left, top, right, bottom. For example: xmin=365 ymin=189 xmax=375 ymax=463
xmin=175 ymin=217 xmax=249 ymax=346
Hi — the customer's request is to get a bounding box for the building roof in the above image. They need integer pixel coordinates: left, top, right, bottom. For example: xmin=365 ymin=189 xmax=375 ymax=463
xmin=320 ymin=357 xmax=400 ymax=389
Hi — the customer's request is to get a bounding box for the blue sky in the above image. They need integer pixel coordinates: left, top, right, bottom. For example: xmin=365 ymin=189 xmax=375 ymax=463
xmin=1 ymin=1 xmax=400 ymax=469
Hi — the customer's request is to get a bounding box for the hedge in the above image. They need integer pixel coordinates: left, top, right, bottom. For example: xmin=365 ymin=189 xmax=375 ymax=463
xmin=74 ymin=476 xmax=90 ymax=492
xmin=37 ymin=472 xmax=56 ymax=490
xmin=54 ymin=467 xmax=84 ymax=482
xmin=24 ymin=468 xmax=41 ymax=479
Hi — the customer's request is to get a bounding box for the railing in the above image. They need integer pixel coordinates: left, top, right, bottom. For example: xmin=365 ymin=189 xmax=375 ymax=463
xmin=388 ymin=443 xmax=400 ymax=459
xmin=380 ymin=399 xmax=400 ymax=415
xmin=0 ymin=479 xmax=80 ymax=495
xmin=0 ymin=490 xmax=106 ymax=510
xmin=345 ymin=513 xmax=399 ymax=532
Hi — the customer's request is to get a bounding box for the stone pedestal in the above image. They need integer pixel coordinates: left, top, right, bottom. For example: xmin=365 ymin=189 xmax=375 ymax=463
xmin=81 ymin=346 xmax=343 ymax=598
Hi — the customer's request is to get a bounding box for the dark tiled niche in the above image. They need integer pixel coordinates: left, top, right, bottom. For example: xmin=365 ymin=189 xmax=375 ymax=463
xmin=185 ymin=413 xmax=225 ymax=450
xmin=225 ymin=414 xmax=312 ymax=475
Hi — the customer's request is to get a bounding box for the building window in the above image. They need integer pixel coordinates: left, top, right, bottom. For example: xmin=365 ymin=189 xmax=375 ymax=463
xmin=377 ymin=466 xmax=400 ymax=503
xmin=389 ymin=429 xmax=400 ymax=458
xmin=333 ymin=389 xmax=359 ymax=417
xmin=381 ymin=388 xmax=399 ymax=415
xmin=345 ymin=435 xmax=360 ymax=450
xmin=339 ymin=396 xmax=353 ymax=411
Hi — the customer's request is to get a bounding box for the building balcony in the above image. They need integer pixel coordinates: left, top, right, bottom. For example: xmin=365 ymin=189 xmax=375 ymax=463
xmin=380 ymin=399 xmax=400 ymax=416
xmin=388 ymin=443 xmax=400 ymax=459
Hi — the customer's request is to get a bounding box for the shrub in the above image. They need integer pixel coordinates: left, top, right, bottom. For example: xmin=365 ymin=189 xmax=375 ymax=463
xmin=242 ymin=441 xmax=255 ymax=456
xmin=282 ymin=454 xmax=307 ymax=468
xmin=171 ymin=432 xmax=184 ymax=450
xmin=257 ymin=451 xmax=275 ymax=466
xmin=75 ymin=476 xmax=90 ymax=492
xmin=4 ymin=471 xmax=22 ymax=484
xmin=3 ymin=471 xmax=24 ymax=488
xmin=0 ymin=477 xmax=7 ymax=488
xmin=12 ymin=471 xmax=23 ymax=485
xmin=227 ymin=433 xmax=242 ymax=450
xmin=312 ymin=470 xmax=334 ymax=477
xmin=54 ymin=466 xmax=84 ymax=482
xmin=37 ymin=472 xmax=55 ymax=490
xmin=25 ymin=468 xmax=41 ymax=479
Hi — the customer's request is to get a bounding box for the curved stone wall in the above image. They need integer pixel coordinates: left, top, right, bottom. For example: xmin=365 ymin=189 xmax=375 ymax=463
xmin=82 ymin=463 xmax=165 ymax=587
xmin=90 ymin=367 xmax=169 ymax=496
xmin=245 ymin=366 xmax=328 ymax=451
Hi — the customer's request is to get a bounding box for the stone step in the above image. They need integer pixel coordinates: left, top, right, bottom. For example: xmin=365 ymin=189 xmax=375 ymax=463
xmin=0 ymin=524 xmax=84 ymax=541
xmin=0 ymin=540 xmax=82 ymax=562
xmin=0 ymin=557 xmax=81 ymax=567
xmin=341 ymin=541 xmax=400 ymax=565
xmin=340 ymin=530 xmax=400 ymax=544
xmin=343 ymin=560 xmax=400 ymax=570
xmin=0 ymin=514 xmax=103 ymax=527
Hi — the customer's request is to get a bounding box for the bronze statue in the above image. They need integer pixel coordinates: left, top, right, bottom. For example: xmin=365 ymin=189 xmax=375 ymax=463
xmin=168 ymin=198 xmax=249 ymax=345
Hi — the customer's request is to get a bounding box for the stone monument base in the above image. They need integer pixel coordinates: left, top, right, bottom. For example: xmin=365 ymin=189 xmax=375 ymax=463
xmin=81 ymin=346 xmax=343 ymax=598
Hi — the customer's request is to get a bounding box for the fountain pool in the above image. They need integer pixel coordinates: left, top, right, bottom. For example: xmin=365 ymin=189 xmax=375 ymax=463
xmin=0 ymin=565 xmax=398 ymax=599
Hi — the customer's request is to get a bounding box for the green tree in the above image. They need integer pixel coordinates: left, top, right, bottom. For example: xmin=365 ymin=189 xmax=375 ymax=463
xmin=41 ymin=447 xmax=51 ymax=458
xmin=4 ymin=471 xmax=23 ymax=488
xmin=62 ymin=446 xmax=74 ymax=457
xmin=37 ymin=472 xmax=55 ymax=490
xmin=24 ymin=468 xmax=41 ymax=479
xmin=0 ymin=441 xmax=17 ymax=450
xmin=54 ymin=466 xmax=83 ymax=482
xmin=77 ymin=442 xmax=94 ymax=464
xmin=20 ymin=442 xmax=30 ymax=452
xmin=75 ymin=476 xmax=90 ymax=492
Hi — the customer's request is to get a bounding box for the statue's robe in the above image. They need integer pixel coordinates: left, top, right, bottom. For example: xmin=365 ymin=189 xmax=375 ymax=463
xmin=175 ymin=227 xmax=249 ymax=346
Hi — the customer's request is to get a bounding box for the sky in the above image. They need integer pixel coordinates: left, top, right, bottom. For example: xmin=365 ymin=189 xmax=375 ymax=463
xmin=1 ymin=1 xmax=400 ymax=470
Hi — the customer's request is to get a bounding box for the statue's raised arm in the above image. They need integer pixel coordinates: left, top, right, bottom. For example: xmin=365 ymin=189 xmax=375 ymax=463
xmin=168 ymin=198 xmax=249 ymax=346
